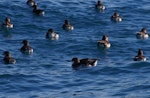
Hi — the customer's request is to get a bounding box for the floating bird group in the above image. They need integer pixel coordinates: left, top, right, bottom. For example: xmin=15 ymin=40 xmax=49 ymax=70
xmin=1 ymin=0 xmax=148 ymax=68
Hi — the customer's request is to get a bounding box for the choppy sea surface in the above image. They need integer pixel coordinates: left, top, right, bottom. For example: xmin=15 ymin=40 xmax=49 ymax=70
xmin=0 ymin=0 xmax=150 ymax=98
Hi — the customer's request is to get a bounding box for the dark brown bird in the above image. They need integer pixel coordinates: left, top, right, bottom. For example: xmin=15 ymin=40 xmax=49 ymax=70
xmin=33 ymin=4 xmax=45 ymax=15
xmin=134 ymin=49 xmax=146 ymax=61
xmin=3 ymin=51 xmax=16 ymax=64
xmin=71 ymin=57 xmax=99 ymax=69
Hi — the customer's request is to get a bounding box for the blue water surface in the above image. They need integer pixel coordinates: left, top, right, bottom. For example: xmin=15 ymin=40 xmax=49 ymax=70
xmin=0 ymin=0 xmax=150 ymax=98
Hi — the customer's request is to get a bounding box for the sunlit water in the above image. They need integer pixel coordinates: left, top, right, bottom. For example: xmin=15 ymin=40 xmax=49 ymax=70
xmin=0 ymin=0 xmax=150 ymax=98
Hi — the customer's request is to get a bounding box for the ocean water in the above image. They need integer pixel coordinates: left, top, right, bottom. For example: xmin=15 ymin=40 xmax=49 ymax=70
xmin=0 ymin=0 xmax=150 ymax=98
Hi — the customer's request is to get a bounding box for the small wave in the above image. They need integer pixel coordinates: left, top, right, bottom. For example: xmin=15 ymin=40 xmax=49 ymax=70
xmin=41 ymin=64 xmax=54 ymax=69
xmin=112 ymin=84 xmax=150 ymax=98
xmin=127 ymin=62 xmax=150 ymax=69
xmin=96 ymin=66 xmax=134 ymax=75
xmin=0 ymin=74 xmax=13 ymax=78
